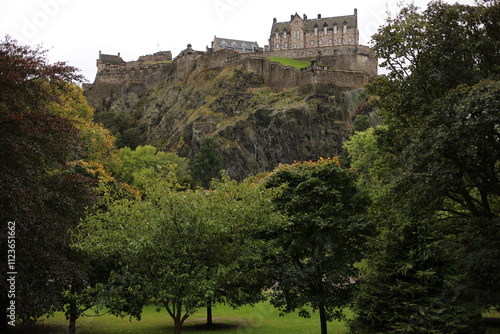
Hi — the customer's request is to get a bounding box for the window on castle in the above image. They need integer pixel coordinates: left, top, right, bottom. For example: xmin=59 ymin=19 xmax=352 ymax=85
xmin=293 ymin=43 xmax=297 ymax=49
xmin=329 ymin=39 xmax=333 ymax=44
xmin=319 ymin=40 xmax=323 ymax=45
xmin=284 ymin=43 xmax=288 ymax=48
xmin=293 ymin=31 xmax=297 ymax=39
xmin=276 ymin=32 xmax=279 ymax=40
xmin=314 ymin=27 xmax=318 ymax=36
xmin=343 ymin=25 xmax=347 ymax=34
xmin=338 ymin=38 xmax=342 ymax=44
xmin=276 ymin=43 xmax=280 ymax=49
xmin=334 ymin=26 xmax=338 ymax=34
xmin=324 ymin=27 xmax=328 ymax=35
xmin=284 ymin=32 xmax=287 ymax=39
xmin=310 ymin=40 xmax=314 ymax=46
xmin=348 ymin=37 xmax=352 ymax=43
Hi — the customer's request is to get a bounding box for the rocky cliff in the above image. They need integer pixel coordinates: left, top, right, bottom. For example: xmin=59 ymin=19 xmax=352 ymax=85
xmin=86 ymin=66 xmax=362 ymax=180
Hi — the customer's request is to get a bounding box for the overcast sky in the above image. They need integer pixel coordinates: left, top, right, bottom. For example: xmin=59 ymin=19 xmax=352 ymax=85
xmin=1 ymin=0 xmax=476 ymax=83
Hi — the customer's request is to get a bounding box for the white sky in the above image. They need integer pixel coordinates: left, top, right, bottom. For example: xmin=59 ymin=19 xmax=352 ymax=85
xmin=1 ymin=0 xmax=476 ymax=83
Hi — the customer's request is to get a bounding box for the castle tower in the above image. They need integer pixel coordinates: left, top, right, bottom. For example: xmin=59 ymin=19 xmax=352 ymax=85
xmin=269 ymin=10 xmax=359 ymax=52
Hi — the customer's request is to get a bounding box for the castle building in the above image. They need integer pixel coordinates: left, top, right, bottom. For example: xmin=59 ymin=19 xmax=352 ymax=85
xmin=96 ymin=51 xmax=126 ymax=73
xmin=211 ymin=36 xmax=260 ymax=54
xmin=269 ymin=10 xmax=359 ymax=51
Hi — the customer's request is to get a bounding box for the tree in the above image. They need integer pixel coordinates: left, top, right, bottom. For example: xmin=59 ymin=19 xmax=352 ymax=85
xmin=0 ymin=36 xmax=97 ymax=330
xmin=263 ymin=158 xmax=372 ymax=334
xmin=351 ymin=115 xmax=371 ymax=134
xmin=114 ymin=145 xmax=192 ymax=189
xmin=76 ymin=171 xmax=283 ymax=334
xmin=349 ymin=1 xmax=500 ymax=332
xmin=191 ymin=137 xmax=223 ymax=189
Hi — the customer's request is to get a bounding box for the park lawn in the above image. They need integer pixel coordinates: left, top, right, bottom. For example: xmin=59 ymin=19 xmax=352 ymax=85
xmin=266 ymin=57 xmax=311 ymax=70
xmin=16 ymin=302 xmax=350 ymax=334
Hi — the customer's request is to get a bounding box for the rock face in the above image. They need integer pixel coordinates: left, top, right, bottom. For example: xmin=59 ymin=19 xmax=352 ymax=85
xmin=87 ymin=66 xmax=361 ymax=180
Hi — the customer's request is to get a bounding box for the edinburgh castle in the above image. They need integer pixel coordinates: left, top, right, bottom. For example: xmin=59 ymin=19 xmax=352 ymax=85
xmin=84 ymin=10 xmax=377 ymax=108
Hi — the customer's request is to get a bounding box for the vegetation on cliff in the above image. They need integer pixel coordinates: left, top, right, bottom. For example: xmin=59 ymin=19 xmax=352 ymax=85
xmin=89 ymin=65 xmax=355 ymax=180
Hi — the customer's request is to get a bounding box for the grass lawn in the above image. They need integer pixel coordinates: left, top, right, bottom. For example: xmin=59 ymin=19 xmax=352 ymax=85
xmin=266 ymin=57 xmax=311 ymax=70
xmin=12 ymin=304 xmax=500 ymax=333
xmin=12 ymin=302 xmax=350 ymax=334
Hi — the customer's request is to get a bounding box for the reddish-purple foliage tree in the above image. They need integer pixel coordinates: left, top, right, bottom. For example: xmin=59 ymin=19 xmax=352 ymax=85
xmin=0 ymin=36 xmax=96 ymax=330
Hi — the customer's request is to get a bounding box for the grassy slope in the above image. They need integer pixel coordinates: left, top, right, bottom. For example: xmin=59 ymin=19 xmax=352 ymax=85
xmin=266 ymin=57 xmax=311 ymax=70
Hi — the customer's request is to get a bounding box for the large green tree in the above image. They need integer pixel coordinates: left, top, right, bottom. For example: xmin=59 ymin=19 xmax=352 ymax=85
xmin=77 ymin=171 xmax=283 ymax=334
xmin=263 ymin=158 xmax=372 ymax=334
xmin=349 ymin=1 xmax=500 ymax=332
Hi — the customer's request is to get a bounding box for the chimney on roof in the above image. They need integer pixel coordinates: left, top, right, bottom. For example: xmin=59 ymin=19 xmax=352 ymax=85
xmin=273 ymin=17 xmax=277 ymax=23
xmin=118 ymin=52 xmax=121 ymax=58
xmin=318 ymin=14 xmax=321 ymax=19
xmin=303 ymin=14 xmax=307 ymax=20
xmin=354 ymin=8 xmax=357 ymax=17
xmin=291 ymin=14 xmax=294 ymax=20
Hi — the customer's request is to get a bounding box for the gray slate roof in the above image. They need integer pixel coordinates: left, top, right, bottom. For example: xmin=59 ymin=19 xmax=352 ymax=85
xmin=214 ymin=37 xmax=259 ymax=51
xmin=99 ymin=54 xmax=124 ymax=64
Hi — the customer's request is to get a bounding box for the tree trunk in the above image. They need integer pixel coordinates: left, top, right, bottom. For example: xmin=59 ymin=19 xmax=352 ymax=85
xmin=174 ymin=321 xmax=182 ymax=334
xmin=68 ymin=285 xmax=78 ymax=334
xmin=68 ymin=306 xmax=77 ymax=334
xmin=319 ymin=304 xmax=328 ymax=334
xmin=207 ymin=299 xmax=213 ymax=326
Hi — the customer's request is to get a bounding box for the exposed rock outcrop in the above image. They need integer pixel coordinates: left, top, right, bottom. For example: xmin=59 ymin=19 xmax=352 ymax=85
xmin=86 ymin=66 xmax=362 ymax=180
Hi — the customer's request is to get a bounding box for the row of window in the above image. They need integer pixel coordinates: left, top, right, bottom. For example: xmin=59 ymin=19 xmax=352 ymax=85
xmin=275 ymin=36 xmax=353 ymax=49
xmin=275 ymin=25 xmax=347 ymax=40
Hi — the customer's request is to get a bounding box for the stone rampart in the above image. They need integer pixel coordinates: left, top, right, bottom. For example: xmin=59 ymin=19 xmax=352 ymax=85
xmin=86 ymin=45 xmax=376 ymax=109
xmin=86 ymin=63 xmax=175 ymax=111
xmin=262 ymin=45 xmax=377 ymax=76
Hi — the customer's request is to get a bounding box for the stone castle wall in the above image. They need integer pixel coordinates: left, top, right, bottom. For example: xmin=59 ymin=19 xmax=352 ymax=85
xmin=86 ymin=45 xmax=376 ymax=109
xmin=263 ymin=45 xmax=377 ymax=76
xmin=188 ymin=48 xmax=374 ymax=91
xmin=85 ymin=63 xmax=175 ymax=110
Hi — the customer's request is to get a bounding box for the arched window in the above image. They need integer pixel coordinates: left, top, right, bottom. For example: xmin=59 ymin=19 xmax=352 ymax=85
xmin=314 ymin=25 xmax=318 ymax=36
xmin=343 ymin=22 xmax=348 ymax=34
xmin=323 ymin=23 xmax=328 ymax=36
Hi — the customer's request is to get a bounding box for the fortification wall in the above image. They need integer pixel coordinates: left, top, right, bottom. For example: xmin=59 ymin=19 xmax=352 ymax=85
xmin=86 ymin=45 xmax=376 ymax=110
xmin=263 ymin=45 xmax=377 ymax=76
xmin=86 ymin=63 xmax=175 ymax=111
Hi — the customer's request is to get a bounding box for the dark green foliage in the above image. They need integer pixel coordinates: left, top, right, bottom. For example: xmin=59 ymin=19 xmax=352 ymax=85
xmin=351 ymin=115 xmax=371 ymax=134
xmin=95 ymin=111 xmax=143 ymax=149
xmin=349 ymin=216 xmax=485 ymax=334
xmin=349 ymin=1 xmax=500 ymax=332
xmin=264 ymin=158 xmax=372 ymax=334
xmin=191 ymin=137 xmax=223 ymax=189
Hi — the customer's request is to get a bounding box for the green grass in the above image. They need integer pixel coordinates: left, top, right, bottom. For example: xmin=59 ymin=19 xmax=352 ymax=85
xmin=143 ymin=60 xmax=173 ymax=65
xmin=16 ymin=302 xmax=350 ymax=334
xmin=11 ymin=304 xmax=500 ymax=333
xmin=266 ymin=57 xmax=311 ymax=70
